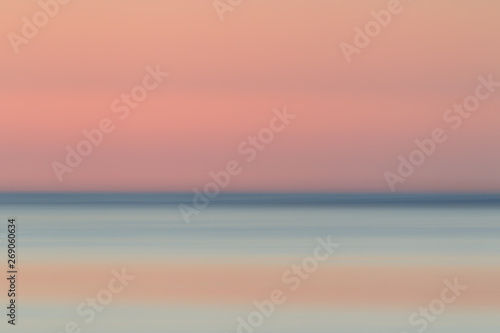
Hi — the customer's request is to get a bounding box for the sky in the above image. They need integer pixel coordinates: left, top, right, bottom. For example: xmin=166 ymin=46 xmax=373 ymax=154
xmin=1 ymin=0 xmax=500 ymax=192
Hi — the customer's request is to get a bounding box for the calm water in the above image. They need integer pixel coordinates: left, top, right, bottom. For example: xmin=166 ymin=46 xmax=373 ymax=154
xmin=2 ymin=193 xmax=499 ymax=260
xmin=1 ymin=193 xmax=499 ymax=333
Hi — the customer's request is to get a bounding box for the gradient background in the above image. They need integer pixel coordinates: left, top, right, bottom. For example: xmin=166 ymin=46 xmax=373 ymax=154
xmin=1 ymin=0 xmax=500 ymax=192
xmin=1 ymin=1 xmax=500 ymax=333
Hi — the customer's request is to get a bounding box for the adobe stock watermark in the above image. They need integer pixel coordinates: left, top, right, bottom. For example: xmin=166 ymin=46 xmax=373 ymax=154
xmin=213 ymin=0 xmax=244 ymax=21
xmin=54 ymin=267 xmax=135 ymax=333
xmin=51 ymin=65 xmax=169 ymax=182
xmin=178 ymin=107 xmax=297 ymax=224
xmin=229 ymin=236 xmax=340 ymax=333
xmin=7 ymin=0 xmax=73 ymax=54
xmin=401 ymin=277 xmax=467 ymax=333
xmin=340 ymin=0 xmax=416 ymax=64
xmin=385 ymin=74 xmax=500 ymax=191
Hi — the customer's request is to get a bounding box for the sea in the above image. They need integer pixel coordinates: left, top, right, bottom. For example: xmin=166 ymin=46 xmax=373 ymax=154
xmin=0 ymin=193 xmax=498 ymax=333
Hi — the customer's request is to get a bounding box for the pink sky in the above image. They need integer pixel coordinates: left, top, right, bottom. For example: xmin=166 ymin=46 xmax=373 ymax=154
xmin=1 ymin=0 xmax=500 ymax=192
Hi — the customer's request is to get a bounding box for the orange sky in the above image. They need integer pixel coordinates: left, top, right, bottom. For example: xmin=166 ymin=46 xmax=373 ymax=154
xmin=1 ymin=0 xmax=500 ymax=192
